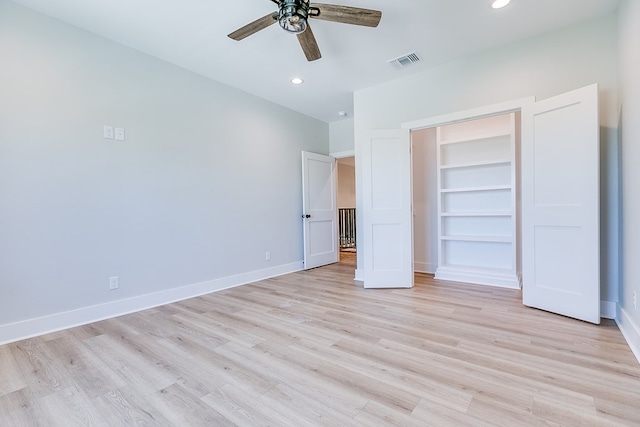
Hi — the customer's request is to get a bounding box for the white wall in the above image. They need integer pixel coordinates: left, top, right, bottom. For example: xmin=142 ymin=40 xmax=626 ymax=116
xmin=354 ymin=15 xmax=618 ymax=131
xmin=330 ymin=118 xmax=355 ymax=155
xmin=0 ymin=1 xmax=329 ymax=342
xmin=412 ymin=128 xmax=438 ymax=274
xmin=354 ymin=15 xmax=619 ymax=310
xmin=617 ymin=0 xmax=640 ymax=360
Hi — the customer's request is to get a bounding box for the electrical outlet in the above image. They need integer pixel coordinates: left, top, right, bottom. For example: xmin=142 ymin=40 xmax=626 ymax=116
xmin=109 ymin=276 xmax=119 ymax=290
xmin=633 ymin=292 xmax=637 ymax=310
xmin=265 ymin=251 xmax=271 ymax=261
xmin=115 ymin=127 xmax=125 ymax=141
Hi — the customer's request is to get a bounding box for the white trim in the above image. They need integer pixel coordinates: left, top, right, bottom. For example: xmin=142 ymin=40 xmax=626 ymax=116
xmin=354 ymin=268 xmax=365 ymax=282
xmin=414 ymin=262 xmax=437 ymax=274
xmin=402 ymin=97 xmax=536 ymax=130
xmin=435 ymin=267 xmax=521 ymax=289
xmin=600 ymin=300 xmax=617 ymax=319
xmin=330 ymin=149 xmax=355 ymax=159
xmin=0 ymin=261 xmax=303 ymax=346
xmin=616 ymin=306 xmax=640 ymax=365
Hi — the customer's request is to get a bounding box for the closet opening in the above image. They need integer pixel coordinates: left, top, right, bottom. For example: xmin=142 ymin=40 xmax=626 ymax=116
xmin=411 ymin=112 xmax=522 ymax=289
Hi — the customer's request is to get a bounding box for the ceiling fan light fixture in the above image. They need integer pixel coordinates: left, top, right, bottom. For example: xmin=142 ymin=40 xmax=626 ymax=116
xmin=278 ymin=0 xmax=310 ymax=34
xmin=228 ymin=1 xmax=382 ymax=62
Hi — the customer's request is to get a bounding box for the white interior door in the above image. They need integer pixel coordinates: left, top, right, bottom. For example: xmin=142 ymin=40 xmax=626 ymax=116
xmin=521 ymin=84 xmax=600 ymax=324
xmin=362 ymin=129 xmax=413 ymax=288
xmin=302 ymin=151 xmax=338 ymax=270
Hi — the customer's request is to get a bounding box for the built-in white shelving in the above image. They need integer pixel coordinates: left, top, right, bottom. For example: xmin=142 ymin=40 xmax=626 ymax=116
xmin=435 ymin=112 xmax=521 ymax=289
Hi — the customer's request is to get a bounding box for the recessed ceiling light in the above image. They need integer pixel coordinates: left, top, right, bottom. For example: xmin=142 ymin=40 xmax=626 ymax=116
xmin=291 ymin=77 xmax=304 ymax=85
xmin=491 ymin=0 xmax=511 ymax=9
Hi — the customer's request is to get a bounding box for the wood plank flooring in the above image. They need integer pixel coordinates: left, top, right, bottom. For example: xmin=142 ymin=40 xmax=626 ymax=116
xmin=1 ymin=252 xmax=639 ymax=426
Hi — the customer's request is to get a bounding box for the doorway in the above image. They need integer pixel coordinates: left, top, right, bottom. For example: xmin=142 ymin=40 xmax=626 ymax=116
xmin=337 ymin=156 xmax=356 ymax=257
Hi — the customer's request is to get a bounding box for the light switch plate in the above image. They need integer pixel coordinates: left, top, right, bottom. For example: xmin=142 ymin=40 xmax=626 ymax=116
xmin=104 ymin=125 xmax=114 ymax=139
xmin=115 ymin=127 xmax=125 ymax=141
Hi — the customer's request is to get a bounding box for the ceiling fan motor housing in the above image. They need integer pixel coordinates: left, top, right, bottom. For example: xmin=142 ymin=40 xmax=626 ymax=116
xmin=278 ymin=0 xmax=311 ymax=33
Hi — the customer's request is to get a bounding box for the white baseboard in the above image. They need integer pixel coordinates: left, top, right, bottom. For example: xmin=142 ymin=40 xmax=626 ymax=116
xmin=0 ymin=261 xmax=303 ymax=346
xmin=354 ymin=268 xmax=365 ymax=282
xmin=435 ymin=267 xmax=521 ymax=289
xmin=600 ymin=300 xmax=617 ymax=319
xmin=616 ymin=306 xmax=640 ymax=365
xmin=414 ymin=262 xmax=437 ymax=274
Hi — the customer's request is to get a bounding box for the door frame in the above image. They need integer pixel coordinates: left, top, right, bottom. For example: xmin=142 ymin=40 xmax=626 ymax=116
xmin=331 ymin=150 xmax=356 ymax=263
xmin=401 ymin=97 xmax=535 ymax=285
xmin=402 ymin=97 xmax=535 ymax=133
xmin=333 ymin=152 xmax=357 ymax=253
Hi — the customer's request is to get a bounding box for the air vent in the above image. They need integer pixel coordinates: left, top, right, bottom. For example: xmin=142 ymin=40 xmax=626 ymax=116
xmin=387 ymin=52 xmax=422 ymax=70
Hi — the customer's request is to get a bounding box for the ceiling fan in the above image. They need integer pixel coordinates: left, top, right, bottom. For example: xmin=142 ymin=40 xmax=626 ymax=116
xmin=228 ymin=0 xmax=382 ymax=62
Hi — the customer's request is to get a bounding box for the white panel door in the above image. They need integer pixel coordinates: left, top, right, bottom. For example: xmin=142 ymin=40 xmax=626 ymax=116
xmin=362 ymin=129 xmax=413 ymax=288
xmin=302 ymin=151 xmax=338 ymax=270
xmin=521 ymin=84 xmax=600 ymax=323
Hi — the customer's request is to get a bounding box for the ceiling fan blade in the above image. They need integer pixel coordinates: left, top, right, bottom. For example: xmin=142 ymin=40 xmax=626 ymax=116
xmin=297 ymin=25 xmax=322 ymax=61
xmin=311 ymin=3 xmax=381 ymax=27
xmin=228 ymin=13 xmax=277 ymax=41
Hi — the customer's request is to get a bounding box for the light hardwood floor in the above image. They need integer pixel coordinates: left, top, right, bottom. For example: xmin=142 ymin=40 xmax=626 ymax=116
xmin=1 ymin=253 xmax=639 ymax=426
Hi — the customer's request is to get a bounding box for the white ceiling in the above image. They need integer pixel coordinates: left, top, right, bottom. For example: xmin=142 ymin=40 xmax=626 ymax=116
xmin=10 ymin=0 xmax=619 ymax=123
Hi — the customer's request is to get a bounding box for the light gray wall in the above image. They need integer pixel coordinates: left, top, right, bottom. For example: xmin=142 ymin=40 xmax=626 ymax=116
xmin=0 ymin=1 xmax=329 ymax=327
xmin=329 ymin=118 xmax=355 ymax=155
xmin=353 ymin=15 xmax=619 ymax=306
xmin=618 ymin=1 xmax=640 ymax=341
xmin=354 ymin=15 xmax=618 ymax=131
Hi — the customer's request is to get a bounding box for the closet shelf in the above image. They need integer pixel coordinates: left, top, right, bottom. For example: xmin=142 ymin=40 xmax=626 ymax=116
xmin=437 ymin=264 xmax=513 ymax=275
xmin=440 ymin=185 xmax=511 ymax=193
xmin=440 ymin=212 xmax=512 ymax=217
xmin=435 ymin=111 xmax=519 ymax=287
xmin=438 ymin=130 xmax=511 ymax=145
xmin=441 ymin=235 xmax=512 ymax=243
xmin=440 ymin=159 xmax=511 ymax=170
